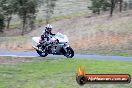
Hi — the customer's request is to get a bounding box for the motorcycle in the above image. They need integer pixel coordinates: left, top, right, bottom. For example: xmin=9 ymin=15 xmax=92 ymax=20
xmin=32 ymin=32 xmax=74 ymax=58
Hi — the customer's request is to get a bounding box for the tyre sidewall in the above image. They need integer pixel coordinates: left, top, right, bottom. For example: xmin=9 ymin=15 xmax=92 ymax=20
xmin=36 ymin=50 xmax=48 ymax=57
xmin=65 ymin=47 xmax=74 ymax=58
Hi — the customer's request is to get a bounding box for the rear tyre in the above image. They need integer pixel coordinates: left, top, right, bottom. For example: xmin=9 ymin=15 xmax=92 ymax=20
xmin=64 ymin=47 xmax=74 ymax=58
xmin=36 ymin=50 xmax=48 ymax=57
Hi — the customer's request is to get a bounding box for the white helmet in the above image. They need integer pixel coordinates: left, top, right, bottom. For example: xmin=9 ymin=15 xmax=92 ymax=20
xmin=45 ymin=24 xmax=53 ymax=29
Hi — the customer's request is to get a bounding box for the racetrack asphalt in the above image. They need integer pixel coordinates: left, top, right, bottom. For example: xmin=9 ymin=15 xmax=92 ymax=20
xmin=0 ymin=51 xmax=132 ymax=62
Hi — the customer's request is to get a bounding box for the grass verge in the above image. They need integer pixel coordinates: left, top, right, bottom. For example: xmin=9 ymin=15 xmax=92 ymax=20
xmin=76 ymin=50 xmax=132 ymax=57
xmin=0 ymin=58 xmax=132 ymax=88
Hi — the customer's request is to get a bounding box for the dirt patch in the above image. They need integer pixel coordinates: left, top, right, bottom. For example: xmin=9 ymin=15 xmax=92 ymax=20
xmin=12 ymin=48 xmax=34 ymax=52
xmin=70 ymin=33 xmax=131 ymax=49
xmin=0 ymin=57 xmax=47 ymax=64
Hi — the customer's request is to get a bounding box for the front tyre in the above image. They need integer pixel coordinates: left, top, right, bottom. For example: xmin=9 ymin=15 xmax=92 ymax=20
xmin=36 ymin=50 xmax=48 ymax=57
xmin=64 ymin=47 xmax=74 ymax=58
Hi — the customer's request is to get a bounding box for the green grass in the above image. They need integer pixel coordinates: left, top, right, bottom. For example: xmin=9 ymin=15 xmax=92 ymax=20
xmin=115 ymin=53 xmax=132 ymax=57
xmin=77 ymin=49 xmax=132 ymax=57
xmin=0 ymin=58 xmax=132 ymax=88
xmin=102 ymin=53 xmax=132 ymax=57
xmin=99 ymin=53 xmax=132 ymax=57
xmin=95 ymin=53 xmax=132 ymax=57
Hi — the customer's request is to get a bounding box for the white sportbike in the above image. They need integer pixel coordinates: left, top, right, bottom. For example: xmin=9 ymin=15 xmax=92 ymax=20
xmin=32 ymin=32 xmax=74 ymax=58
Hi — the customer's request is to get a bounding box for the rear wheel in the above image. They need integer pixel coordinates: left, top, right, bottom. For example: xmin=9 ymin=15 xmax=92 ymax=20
xmin=64 ymin=47 xmax=74 ymax=58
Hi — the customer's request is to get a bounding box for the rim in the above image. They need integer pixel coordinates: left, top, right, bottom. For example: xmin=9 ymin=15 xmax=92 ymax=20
xmin=41 ymin=52 xmax=46 ymax=56
xmin=66 ymin=49 xmax=73 ymax=58
xmin=37 ymin=50 xmax=48 ymax=57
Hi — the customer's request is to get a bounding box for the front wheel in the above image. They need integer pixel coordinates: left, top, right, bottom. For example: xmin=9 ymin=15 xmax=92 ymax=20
xmin=64 ymin=47 xmax=74 ymax=58
xmin=36 ymin=50 xmax=48 ymax=57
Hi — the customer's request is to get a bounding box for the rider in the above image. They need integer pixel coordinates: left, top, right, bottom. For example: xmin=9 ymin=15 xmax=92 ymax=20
xmin=39 ymin=24 xmax=55 ymax=47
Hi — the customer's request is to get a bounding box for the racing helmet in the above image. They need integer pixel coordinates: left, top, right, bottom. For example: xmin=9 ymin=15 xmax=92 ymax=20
xmin=45 ymin=24 xmax=53 ymax=32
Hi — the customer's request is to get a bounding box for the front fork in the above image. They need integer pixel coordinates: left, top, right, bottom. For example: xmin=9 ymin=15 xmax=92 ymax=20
xmin=63 ymin=43 xmax=69 ymax=52
xmin=37 ymin=44 xmax=46 ymax=52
